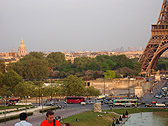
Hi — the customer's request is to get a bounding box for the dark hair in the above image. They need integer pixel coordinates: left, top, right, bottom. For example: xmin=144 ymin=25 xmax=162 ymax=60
xmin=19 ymin=113 xmax=27 ymax=120
xmin=46 ymin=110 xmax=54 ymax=117
xmin=64 ymin=123 xmax=71 ymax=126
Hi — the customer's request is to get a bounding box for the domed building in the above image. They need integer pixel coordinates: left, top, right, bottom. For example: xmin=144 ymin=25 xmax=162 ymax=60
xmin=18 ymin=40 xmax=27 ymax=57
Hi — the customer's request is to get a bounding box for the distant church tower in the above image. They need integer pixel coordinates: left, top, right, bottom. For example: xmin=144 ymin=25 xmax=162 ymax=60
xmin=18 ymin=40 xmax=27 ymax=57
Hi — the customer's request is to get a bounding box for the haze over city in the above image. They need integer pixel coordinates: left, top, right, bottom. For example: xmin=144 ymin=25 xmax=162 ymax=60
xmin=0 ymin=0 xmax=162 ymax=52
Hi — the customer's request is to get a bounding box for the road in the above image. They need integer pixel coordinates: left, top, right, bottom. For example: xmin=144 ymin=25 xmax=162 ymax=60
xmin=0 ymin=79 xmax=168 ymax=126
xmin=142 ymin=79 xmax=168 ymax=104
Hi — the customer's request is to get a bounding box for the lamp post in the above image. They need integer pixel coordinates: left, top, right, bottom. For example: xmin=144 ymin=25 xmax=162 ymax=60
xmin=50 ymin=79 xmax=53 ymax=100
xmin=42 ymin=94 xmax=43 ymax=114
xmin=39 ymin=83 xmax=41 ymax=106
xmin=54 ymin=92 xmax=56 ymax=106
xmin=102 ymin=74 xmax=105 ymax=95
xmin=4 ymin=96 xmax=6 ymax=125
xmin=25 ymin=96 xmax=27 ymax=113
xmin=65 ymin=91 xmax=67 ymax=109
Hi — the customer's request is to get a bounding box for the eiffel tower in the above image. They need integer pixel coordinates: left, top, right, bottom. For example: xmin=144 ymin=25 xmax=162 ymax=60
xmin=139 ymin=0 xmax=168 ymax=73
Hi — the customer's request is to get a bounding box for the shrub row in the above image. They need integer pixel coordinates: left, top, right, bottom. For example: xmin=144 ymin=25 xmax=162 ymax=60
xmin=0 ymin=112 xmax=33 ymax=123
xmin=39 ymin=106 xmax=60 ymax=113
xmin=0 ymin=106 xmax=35 ymax=115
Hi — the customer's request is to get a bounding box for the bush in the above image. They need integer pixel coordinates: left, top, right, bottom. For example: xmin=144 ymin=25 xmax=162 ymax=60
xmin=0 ymin=112 xmax=33 ymax=123
xmin=39 ymin=106 xmax=59 ymax=113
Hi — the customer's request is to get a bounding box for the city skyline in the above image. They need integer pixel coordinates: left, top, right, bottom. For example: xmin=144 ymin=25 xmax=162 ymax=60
xmin=1 ymin=0 xmax=162 ymax=52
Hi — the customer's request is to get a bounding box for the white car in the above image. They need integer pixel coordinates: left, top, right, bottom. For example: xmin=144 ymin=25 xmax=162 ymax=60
xmin=81 ymin=102 xmax=86 ymax=105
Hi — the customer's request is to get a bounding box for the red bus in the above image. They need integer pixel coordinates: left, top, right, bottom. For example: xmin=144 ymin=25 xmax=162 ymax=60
xmin=65 ymin=96 xmax=85 ymax=104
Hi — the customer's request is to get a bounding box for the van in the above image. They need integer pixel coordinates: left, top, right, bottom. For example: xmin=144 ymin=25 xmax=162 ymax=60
xmin=156 ymin=103 xmax=165 ymax=107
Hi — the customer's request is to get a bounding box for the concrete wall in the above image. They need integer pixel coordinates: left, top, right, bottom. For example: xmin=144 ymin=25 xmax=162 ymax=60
xmin=86 ymin=78 xmax=148 ymax=95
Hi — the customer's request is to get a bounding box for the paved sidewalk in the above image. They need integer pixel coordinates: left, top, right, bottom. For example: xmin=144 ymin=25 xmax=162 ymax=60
xmin=0 ymin=107 xmax=89 ymax=126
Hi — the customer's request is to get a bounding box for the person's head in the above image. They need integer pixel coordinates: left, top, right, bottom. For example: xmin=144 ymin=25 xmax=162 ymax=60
xmin=46 ymin=110 xmax=54 ymax=123
xmin=19 ymin=112 xmax=28 ymax=121
xmin=63 ymin=123 xmax=71 ymax=126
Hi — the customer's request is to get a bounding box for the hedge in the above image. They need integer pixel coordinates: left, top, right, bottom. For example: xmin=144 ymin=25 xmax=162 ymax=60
xmin=0 ymin=112 xmax=33 ymax=123
xmin=39 ymin=106 xmax=60 ymax=113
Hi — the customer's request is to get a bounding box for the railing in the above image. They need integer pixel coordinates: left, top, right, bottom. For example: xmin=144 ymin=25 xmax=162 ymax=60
xmin=152 ymin=24 xmax=168 ymax=30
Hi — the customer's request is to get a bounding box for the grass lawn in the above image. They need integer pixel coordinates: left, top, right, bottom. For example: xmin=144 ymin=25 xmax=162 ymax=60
xmin=63 ymin=108 xmax=168 ymax=126
xmin=63 ymin=111 xmax=120 ymax=126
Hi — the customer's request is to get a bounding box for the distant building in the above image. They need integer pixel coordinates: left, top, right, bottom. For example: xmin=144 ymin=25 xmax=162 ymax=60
xmin=0 ymin=40 xmax=27 ymax=65
xmin=18 ymin=40 xmax=27 ymax=57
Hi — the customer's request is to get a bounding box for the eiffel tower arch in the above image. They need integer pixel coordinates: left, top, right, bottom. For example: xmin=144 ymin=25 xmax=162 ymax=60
xmin=139 ymin=0 xmax=168 ymax=73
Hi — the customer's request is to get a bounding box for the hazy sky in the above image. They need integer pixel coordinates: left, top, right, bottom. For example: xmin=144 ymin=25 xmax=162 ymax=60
xmin=0 ymin=0 xmax=162 ymax=52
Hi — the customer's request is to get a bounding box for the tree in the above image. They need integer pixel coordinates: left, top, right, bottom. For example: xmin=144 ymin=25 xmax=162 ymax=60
xmin=20 ymin=52 xmax=44 ymax=61
xmin=47 ymin=52 xmax=65 ymax=70
xmin=11 ymin=59 xmax=49 ymax=80
xmin=14 ymin=82 xmax=29 ymax=98
xmin=3 ymin=70 xmax=23 ymax=89
xmin=0 ymin=60 xmax=5 ymax=73
xmin=0 ymin=72 xmax=4 ymax=88
xmin=104 ymin=70 xmax=116 ymax=79
xmin=0 ymin=85 xmax=12 ymax=97
xmin=7 ymin=52 xmax=49 ymax=80
xmin=86 ymin=86 xmax=101 ymax=96
xmin=23 ymin=59 xmax=49 ymax=80
xmin=63 ymin=75 xmax=86 ymax=96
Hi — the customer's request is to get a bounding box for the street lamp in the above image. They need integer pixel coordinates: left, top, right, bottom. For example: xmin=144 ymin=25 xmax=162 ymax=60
xmin=25 ymin=96 xmax=27 ymax=113
xmin=54 ymin=92 xmax=56 ymax=106
xmin=4 ymin=96 xmax=6 ymax=125
xmin=39 ymin=83 xmax=41 ymax=106
xmin=42 ymin=94 xmax=43 ymax=114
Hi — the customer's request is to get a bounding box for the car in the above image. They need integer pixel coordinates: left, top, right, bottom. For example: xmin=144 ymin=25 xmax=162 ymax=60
xmin=155 ymin=94 xmax=159 ymax=98
xmin=44 ymin=100 xmax=57 ymax=106
xmin=81 ymin=102 xmax=86 ymax=105
xmin=162 ymin=87 xmax=168 ymax=91
xmin=145 ymin=103 xmax=153 ymax=107
xmin=95 ymin=99 xmax=103 ymax=105
xmin=155 ymin=94 xmax=162 ymax=99
xmin=86 ymin=100 xmax=94 ymax=104
xmin=165 ymin=96 xmax=168 ymax=99
xmin=104 ymin=99 xmax=110 ymax=104
xmin=164 ymin=102 xmax=168 ymax=106
xmin=156 ymin=103 xmax=165 ymax=107
xmin=151 ymin=101 xmax=157 ymax=104
xmin=125 ymin=103 xmax=133 ymax=107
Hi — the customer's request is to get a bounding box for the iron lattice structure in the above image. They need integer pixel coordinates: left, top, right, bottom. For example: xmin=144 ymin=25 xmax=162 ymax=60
xmin=139 ymin=0 xmax=168 ymax=73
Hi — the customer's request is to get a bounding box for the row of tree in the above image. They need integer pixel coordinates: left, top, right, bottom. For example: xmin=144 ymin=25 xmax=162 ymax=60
xmin=0 ymin=70 xmax=100 ymax=98
xmin=4 ymin=52 xmax=142 ymax=80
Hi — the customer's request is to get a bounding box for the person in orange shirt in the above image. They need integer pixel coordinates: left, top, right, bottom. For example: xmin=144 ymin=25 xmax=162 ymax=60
xmin=40 ymin=110 xmax=61 ymax=126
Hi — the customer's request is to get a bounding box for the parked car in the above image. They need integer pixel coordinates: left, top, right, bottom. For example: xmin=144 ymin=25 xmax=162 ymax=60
xmin=86 ymin=100 xmax=94 ymax=104
xmin=125 ymin=103 xmax=133 ymax=107
xmin=156 ymin=103 xmax=165 ymax=107
xmin=165 ymin=96 xmax=168 ymax=99
xmin=44 ymin=100 xmax=57 ymax=106
xmin=145 ymin=103 xmax=153 ymax=107
xmin=155 ymin=94 xmax=162 ymax=99
xmin=151 ymin=101 xmax=157 ymax=104
xmin=81 ymin=102 xmax=86 ymax=105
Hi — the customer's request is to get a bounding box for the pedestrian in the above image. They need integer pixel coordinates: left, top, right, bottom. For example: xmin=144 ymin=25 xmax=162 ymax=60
xmin=63 ymin=123 xmax=71 ymax=126
xmin=40 ymin=110 xmax=61 ymax=126
xmin=14 ymin=112 xmax=32 ymax=126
